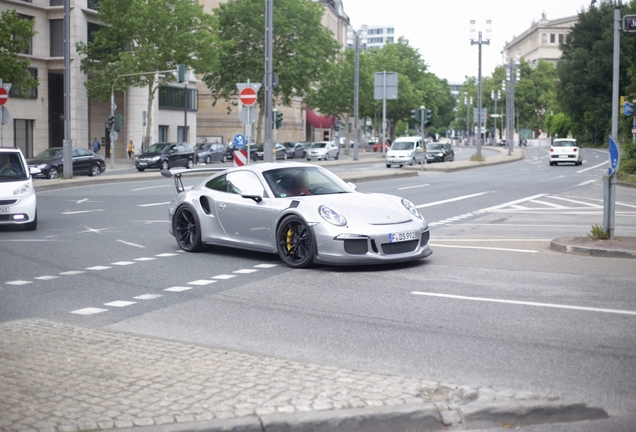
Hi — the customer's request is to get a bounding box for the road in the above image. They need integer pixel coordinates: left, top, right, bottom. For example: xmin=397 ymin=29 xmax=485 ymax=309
xmin=1 ymin=147 xmax=635 ymax=419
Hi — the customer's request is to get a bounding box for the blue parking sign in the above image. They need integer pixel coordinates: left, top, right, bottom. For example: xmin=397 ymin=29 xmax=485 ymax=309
xmin=608 ymin=136 xmax=620 ymax=176
xmin=233 ymin=134 xmax=246 ymax=149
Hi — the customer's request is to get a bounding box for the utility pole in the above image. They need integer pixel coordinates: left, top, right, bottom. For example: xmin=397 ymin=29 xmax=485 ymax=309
xmin=263 ymin=0 xmax=274 ymax=162
xmin=63 ymin=0 xmax=72 ymax=178
xmin=470 ymin=20 xmax=491 ymax=159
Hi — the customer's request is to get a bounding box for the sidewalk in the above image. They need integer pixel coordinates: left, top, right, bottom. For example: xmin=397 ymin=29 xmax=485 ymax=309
xmin=0 ymin=319 xmax=607 ymax=432
xmin=551 ymin=237 xmax=636 ymax=259
xmin=404 ymin=146 xmax=525 ymax=173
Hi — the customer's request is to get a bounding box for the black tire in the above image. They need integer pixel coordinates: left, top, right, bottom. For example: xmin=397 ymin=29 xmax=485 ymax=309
xmin=579 ymin=160 xmax=583 ymax=166
xmin=137 ymin=167 xmax=145 ymax=172
xmin=307 ymin=158 xmax=311 ymax=161
xmin=25 ymin=210 xmax=37 ymax=231
xmin=335 ymin=153 xmax=339 ymax=160
xmin=276 ymin=215 xmax=314 ymax=268
xmin=161 ymin=160 xmax=169 ymax=171
xmin=442 ymin=156 xmax=446 ymax=162
xmin=173 ymin=205 xmax=203 ymax=252
xmin=222 ymin=155 xmax=227 ymax=163
xmin=410 ymin=158 xmax=415 ymax=166
xmin=386 ymin=164 xmax=391 ymax=168
xmin=324 ymin=153 xmax=329 ymax=161
xmin=206 ymin=155 xmax=211 ymax=164
xmin=89 ymin=164 xmax=101 ymax=177
xmin=284 ymin=153 xmax=288 ymax=160
xmin=398 ymin=164 xmax=403 ymax=168
xmin=47 ymin=167 xmax=59 ymax=179
xmin=186 ymin=158 xmax=194 ymax=169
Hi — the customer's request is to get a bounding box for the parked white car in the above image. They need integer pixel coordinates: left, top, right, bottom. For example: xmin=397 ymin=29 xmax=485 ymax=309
xmin=385 ymin=137 xmax=425 ymax=168
xmin=549 ymin=139 xmax=582 ymax=166
xmin=0 ymin=147 xmax=39 ymax=230
xmin=306 ymin=141 xmax=339 ymax=161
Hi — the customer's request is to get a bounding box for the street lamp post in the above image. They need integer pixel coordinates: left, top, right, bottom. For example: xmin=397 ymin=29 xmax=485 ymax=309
xmin=470 ymin=19 xmax=492 ymax=159
xmin=491 ymin=89 xmax=501 ymax=144
xmin=347 ymin=25 xmax=368 ymax=161
xmin=503 ymin=50 xmax=520 ymax=155
xmin=464 ymin=95 xmax=472 ymax=144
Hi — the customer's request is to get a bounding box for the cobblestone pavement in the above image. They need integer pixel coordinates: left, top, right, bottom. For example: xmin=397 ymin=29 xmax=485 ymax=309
xmin=0 ymin=319 xmax=559 ymax=432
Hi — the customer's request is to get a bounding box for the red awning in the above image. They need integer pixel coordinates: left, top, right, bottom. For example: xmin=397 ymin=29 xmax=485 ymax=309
xmin=306 ymin=108 xmax=334 ymax=129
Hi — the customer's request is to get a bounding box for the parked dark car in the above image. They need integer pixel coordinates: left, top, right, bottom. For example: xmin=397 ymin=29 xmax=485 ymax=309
xmin=135 ymin=142 xmax=195 ymax=171
xmin=425 ymin=143 xmax=455 ymax=163
xmin=252 ymin=143 xmax=287 ymax=161
xmin=27 ymin=147 xmax=106 ymax=179
xmin=194 ymin=142 xmax=227 ymax=164
xmin=283 ymin=142 xmax=305 ymax=159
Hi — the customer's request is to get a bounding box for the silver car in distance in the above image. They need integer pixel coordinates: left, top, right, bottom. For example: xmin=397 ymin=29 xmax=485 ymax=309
xmin=163 ymin=162 xmax=432 ymax=268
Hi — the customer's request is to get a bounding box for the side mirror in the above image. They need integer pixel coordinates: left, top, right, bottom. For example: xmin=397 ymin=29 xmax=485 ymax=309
xmin=241 ymin=189 xmax=263 ymax=203
xmin=29 ymin=167 xmax=41 ymax=176
xmin=347 ymin=182 xmax=357 ymax=191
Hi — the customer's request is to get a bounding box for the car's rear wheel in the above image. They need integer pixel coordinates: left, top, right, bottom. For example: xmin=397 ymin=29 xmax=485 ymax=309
xmin=137 ymin=167 xmax=145 ymax=172
xmin=25 ymin=210 xmax=37 ymax=231
xmin=386 ymin=163 xmax=391 ymax=168
xmin=186 ymin=158 xmax=194 ymax=169
xmin=222 ymin=155 xmax=227 ymax=163
xmin=307 ymin=158 xmax=311 ymax=161
xmin=324 ymin=154 xmax=329 ymax=161
xmin=276 ymin=215 xmax=314 ymax=269
xmin=90 ymin=164 xmax=101 ymax=177
xmin=205 ymin=155 xmax=211 ymax=164
xmin=161 ymin=160 xmax=169 ymax=171
xmin=284 ymin=153 xmax=288 ymax=160
xmin=410 ymin=158 xmax=415 ymax=165
xmin=47 ymin=167 xmax=59 ymax=179
xmin=335 ymin=153 xmax=339 ymax=160
xmin=174 ymin=205 xmax=203 ymax=252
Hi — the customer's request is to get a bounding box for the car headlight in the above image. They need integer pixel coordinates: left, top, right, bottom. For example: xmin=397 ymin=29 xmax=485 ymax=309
xmin=402 ymin=199 xmax=422 ymax=219
xmin=437 ymin=152 xmax=444 ymax=157
xmin=151 ymin=156 xmax=160 ymax=161
xmin=318 ymin=205 xmax=347 ymax=226
xmin=13 ymin=183 xmax=33 ymax=195
xmin=37 ymin=164 xmax=48 ymax=169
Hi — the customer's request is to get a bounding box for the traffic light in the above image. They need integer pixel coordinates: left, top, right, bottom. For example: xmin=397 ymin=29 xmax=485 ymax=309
xmin=114 ymin=114 xmax=122 ymax=132
xmin=177 ymin=64 xmax=186 ymax=83
xmin=108 ymin=115 xmax=115 ymax=131
xmin=423 ymin=109 xmax=432 ymax=127
xmin=410 ymin=109 xmax=420 ymax=122
xmin=275 ymin=110 xmax=283 ymax=129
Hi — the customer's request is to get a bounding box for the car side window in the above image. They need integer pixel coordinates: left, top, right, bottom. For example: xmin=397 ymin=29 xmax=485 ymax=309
xmin=205 ymin=174 xmax=229 ymax=192
xmin=167 ymin=145 xmax=176 ymax=153
xmin=78 ymin=149 xmax=92 ymax=157
xmin=72 ymin=149 xmax=80 ymax=157
xmin=226 ymin=171 xmax=264 ymax=196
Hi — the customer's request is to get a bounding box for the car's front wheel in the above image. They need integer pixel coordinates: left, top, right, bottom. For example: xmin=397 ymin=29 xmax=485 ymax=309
xmin=137 ymin=167 xmax=145 ymax=172
xmin=25 ymin=210 xmax=37 ymax=231
xmin=90 ymin=164 xmax=101 ymax=177
xmin=324 ymin=154 xmax=329 ymax=161
xmin=276 ymin=215 xmax=314 ymax=268
xmin=173 ymin=205 xmax=203 ymax=252
xmin=284 ymin=153 xmax=288 ymax=160
xmin=222 ymin=155 xmax=227 ymax=163
xmin=186 ymin=158 xmax=194 ymax=169
xmin=47 ymin=167 xmax=59 ymax=179
xmin=206 ymin=155 xmax=211 ymax=164
xmin=386 ymin=163 xmax=391 ymax=168
xmin=161 ymin=160 xmax=169 ymax=171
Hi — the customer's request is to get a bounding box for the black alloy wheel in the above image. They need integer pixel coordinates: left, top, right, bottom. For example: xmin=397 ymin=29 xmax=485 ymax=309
xmin=186 ymin=158 xmax=194 ymax=169
xmin=276 ymin=215 xmax=314 ymax=268
xmin=173 ymin=205 xmax=203 ymax=252
xmin=206 ymin=155 xmax=211 ymax=164
xmin=161 ymin=160 xmax=169 ymax=171
xmin=90 ymin=164 xmax=101 ymax=177
xmin=47 ymin=167 xmax=59 ymax=179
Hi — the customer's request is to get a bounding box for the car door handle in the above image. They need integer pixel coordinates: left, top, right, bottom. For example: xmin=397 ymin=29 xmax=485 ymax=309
xmin=218 ymin=203 xmax=227 ymax=210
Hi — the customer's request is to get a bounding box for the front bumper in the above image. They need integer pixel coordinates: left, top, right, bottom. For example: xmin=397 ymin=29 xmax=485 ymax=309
xmin=136 ymin=159 xmax=162 ymax=169
xmin=0 ymin=191 xmax=37 ymax=226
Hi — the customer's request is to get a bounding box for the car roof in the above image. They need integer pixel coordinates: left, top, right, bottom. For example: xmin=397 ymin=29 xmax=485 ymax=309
xmin=394 ymin=136 xmax=422 ymax=142
xmin=0 ymin=147 xmax=22 ymax=153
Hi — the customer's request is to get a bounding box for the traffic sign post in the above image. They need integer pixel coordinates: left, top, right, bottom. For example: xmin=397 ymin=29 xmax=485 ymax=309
xmin=623 ymin=102 xmax=633 ymax=116
xmin=233 ymin=149 xmax=248 ymax=167
xmin=233 ymin=134 xmax=246 ymax=149
xmin=239 ymin=87 xmax=258 ymax=106
xmin=0 ymin=87 xmax=8 ymax=106
xmin=236 ymin=81 xmax=262 ymax=165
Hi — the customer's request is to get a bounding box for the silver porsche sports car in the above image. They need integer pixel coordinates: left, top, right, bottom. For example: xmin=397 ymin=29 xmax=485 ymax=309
xmin=163 ymin=162 xmax=432 ymax=268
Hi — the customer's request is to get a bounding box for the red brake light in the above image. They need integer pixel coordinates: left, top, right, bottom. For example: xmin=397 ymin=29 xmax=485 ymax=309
xmin=550 ymin=148 xmax=554 ymax=152
xmin=573 ymin=148 xmax=577 ymax=152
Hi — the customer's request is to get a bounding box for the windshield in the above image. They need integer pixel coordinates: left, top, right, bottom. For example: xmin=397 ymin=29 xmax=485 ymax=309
xmin=553 ymin=140 xmax=577 ymax=147
xmin=34 ymin=148 xmax=62 ymax=159
xmin=283 ymin=142 xmax=296 ymax=148
xmin=146 ymin=143 xmax=170 ymax=153
xmin=392 ymin=142 xmax=415 ymax=151
xmin=263 ymin=166 xmax=351 ymax=198
xmin=194 ymin=143 xmax=210 ymax=150
xmin=311 ymin=143 xmax=326 ymax=148
xmin=426 ymin=144 xmax=444 ymax=151
xmin=0 ymin=153 xmax=28 ymax=181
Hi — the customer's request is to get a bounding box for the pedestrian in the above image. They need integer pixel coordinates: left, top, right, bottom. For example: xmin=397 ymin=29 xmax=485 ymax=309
xmin=127 ymin=140 xmax=134 ymax=160
xmin=92 ymin=137 xmax=101 ymax=154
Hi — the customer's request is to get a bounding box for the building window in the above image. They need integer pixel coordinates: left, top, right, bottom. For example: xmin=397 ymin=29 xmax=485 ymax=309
xmin=368 ymin=37 xmax=383 ymax=44
xmin=158 ymin=125 xmax=169 ymax=142
xmin=158 ymin=87 xmax=198 ymax=111
xmin=387 ymin=37 xmax=394 ymax=43
xmin=9 ymin=68 xmax=38 ymax=99
xmin=550 ymin=33 xmax=555 ymax=43
xmin=16 ymin=14 xmax=33 ymax=55
xmin=387 ymin=28 xmax=394 ymax=34
xmin=14 ymin=119 xmax=34 ymax=159
xmin=50 ymin=20 xmax=63 ymax=57
xmin=50 ymin=0 xmax=63 ymax=5
xmin=87 ymin=0 xmax=103 ymax=9
xmin=177 ymin=126 xmax=189 ymax=142
xmin=87 ymin=22 xmax=101 ymax=43
xmin=559 ymin=33 xmax=564 ymax=44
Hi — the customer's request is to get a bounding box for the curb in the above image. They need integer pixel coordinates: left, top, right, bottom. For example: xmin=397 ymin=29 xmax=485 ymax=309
xmin=110 ymin=400 xmax=607 ymax=432
xmin=617 ymin=181 xmax=636 ymax=189
xmin=403 ymin=148 xmax=525 ymax=173
xmin=550 ymin=238 xmax=636 ymax=259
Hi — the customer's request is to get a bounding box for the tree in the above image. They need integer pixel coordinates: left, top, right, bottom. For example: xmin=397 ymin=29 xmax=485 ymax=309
xmin=515 ymin=60 xmax=559 ymax=133
xmin=77 ymin=0 xmax=217 ymax=147
xmin=0 ymin=9 xmax=38 ymax=96
xmin=206 ymin=0 xmax=339 ymax=143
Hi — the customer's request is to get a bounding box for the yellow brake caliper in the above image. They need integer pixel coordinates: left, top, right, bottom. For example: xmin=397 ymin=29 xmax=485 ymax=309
xmin=286 ymin=229 xmax=294 ymax=254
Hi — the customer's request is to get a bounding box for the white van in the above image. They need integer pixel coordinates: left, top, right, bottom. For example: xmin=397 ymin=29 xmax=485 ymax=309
xmin=385 ymin=137 xmax=424 ymax=168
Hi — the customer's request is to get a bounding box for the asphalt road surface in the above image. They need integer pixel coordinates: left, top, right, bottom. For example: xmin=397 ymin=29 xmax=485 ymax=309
xmin=1 ymin=147 xmax=635 ymax=419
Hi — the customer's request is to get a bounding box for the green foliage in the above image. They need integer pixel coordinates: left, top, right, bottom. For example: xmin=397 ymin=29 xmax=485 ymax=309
xmin=470 ymin=152 xmax=486 ymax=162
xmin=77 ymin=0 xmax=217 ymax=144
xmin=588 ymin=224 xmax=610 ymax=240
xmin=547 ymin=113 xmax=572 ymax=138
xmin=515 ymin=60 xmax=559 ymax=132
xmin=622 ymin=142 xmax=636 ymax=160
xmin=0 ymin=9 xmax=38 ymax=96
xmin=619 ymin=158 xmax=636 ymax=175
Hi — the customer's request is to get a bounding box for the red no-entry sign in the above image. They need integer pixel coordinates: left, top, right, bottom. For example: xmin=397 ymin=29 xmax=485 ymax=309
xmin=239 ymin=87 xmax=257 ymax=106
xmin=0 ymin=87 xmax=8 ymax=106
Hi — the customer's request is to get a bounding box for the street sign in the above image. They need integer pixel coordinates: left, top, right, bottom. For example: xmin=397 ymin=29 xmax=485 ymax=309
xmin=239 ymin=106 xmax=257 ymax=124
xmin=490 ymin=114 xmax=501 ymax=118
xmin=233 ymin=149 xmax=247 ymax=167
xmin=631 ymin=128 xmax=636 ymax=134
xmin=624 ymin=102 xmax=633 ymax=116
xmin=608 ymin=136 xmax=620 ymax=176
xmin=373 ymin=72 xmax=398 ymax=100
xmin=623 ymin=15 xmax=636 ymax=32
xmin=473 ymin=107 xmax=487 ymax=123
xmin=0 ymin=87 xmax=8 ymax=106
xmin=239 ymin=87 xmax=258 ymax=106
xmin=233 ymin=134 xmax=246 ymax=149
xmin=0 ymin=107 xmax=9 ymax=125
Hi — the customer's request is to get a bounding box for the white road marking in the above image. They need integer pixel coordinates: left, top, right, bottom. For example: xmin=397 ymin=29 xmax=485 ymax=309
xmin=398 ymin=184 xmax=430 ymax=190
xmin=134 ymin=257 xmax=156 ymax=262
xmin=71 ymin=307 xmax=108 ymax=315
xmin=478 ymin=194 xmax=546 ymax=213
xmin=430 ymin=244 xmax=538 ymax=253
xmin=188 ymin=280 xmax=217 ymax=286
xmin=549 ymin=196 xmax=603 ymax=208
xmin=135 ymin=220 xmax=171 ymax=225
xmin=254 ymin=264 xmax=277 ymax=268
xmin=433 ymin=239 xmax=552 ymax=242
xmin=34 ymin=275 xmax=59 ymax=280
xmin=86 ymin=266 xmax=111 ymax=271
xmin=134 ymin=294 xmax=163 ymax=300
xmin=212 ymin=274 xmax=236 ymax=280
xmin=576 ymin=161 xmax=606 ymax=173
xmin=164 ymin=286 xmax=192 ymax=292
xmin=234 ymin=269 xmax=258 ymax=274
xmin=5 ymin=280 xmax=32 ymax=285
xmin=76 ymin=198 xmax=89 ymax=204
xmin=155 ymin=253 xmax=178 ymax=257
xmin=60 ymin=271 xmax=85 ymax=275
xmin=0 ymin=239 xmax=55 ymax=242
xmin=117 ymin=240 xmax=145 ymax=248
xmin=416 ymin=192 xmax=490 ymax=209
xmin=80 ymin=227 xmax=110 ymax=234
xmin=138 ymin=202 xmax=171 ymax=207
xmin=410 ymin=291 xmax=636 ymax=316
xmin=104 ymin=301 xmax=136 ymax=307
xmin=111 ymin=261 xmax=135 ymax=266
xmin=61 ymin=209 xmax=104 ymax=215
xmin=510 ymin=205 xmax=530 ymax=210
xmin=132 ymin=185 xmax=171 ymax=192
xmin=529 ymin=199 xmax=567 ymax=209
xmin=575 ymin=180 xmax=598 ymax=187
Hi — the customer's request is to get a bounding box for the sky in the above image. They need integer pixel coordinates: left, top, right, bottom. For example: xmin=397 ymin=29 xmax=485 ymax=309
xmin=342 ymin=0 xmax=594 ymax=84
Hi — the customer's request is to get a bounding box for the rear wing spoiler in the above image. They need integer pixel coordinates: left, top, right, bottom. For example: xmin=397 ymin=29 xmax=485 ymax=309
xmin=161 ymin=167 xmax=230 ymax=193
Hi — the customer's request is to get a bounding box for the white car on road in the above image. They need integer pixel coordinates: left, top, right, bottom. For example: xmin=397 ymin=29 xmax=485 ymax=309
xmin=306 ymin=141 xmax=339 ymax=161
xmin=550 ymin=139 xmax=582 ymax=166
xmin=0 ymin=147 xmax=39 ymax=230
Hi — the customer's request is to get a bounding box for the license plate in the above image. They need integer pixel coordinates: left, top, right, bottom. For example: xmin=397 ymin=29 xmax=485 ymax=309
xmin=0 ymin=206 xmax=9 ymax=214
xmin=388 ymin=231 xmax=416 ymax=243
xmin=138 ymin=162 xmax=147 ymax=166
xmin=559 ymin=155 xmax=568 ymax=158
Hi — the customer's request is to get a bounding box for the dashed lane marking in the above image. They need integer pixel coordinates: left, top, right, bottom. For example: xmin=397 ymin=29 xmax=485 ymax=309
xmin=430 ymin=244 xmax=538 ymax=253
xmin=34 ymin=276 xmax=59 ymax=281
xmin=117 ymin=240 xmax=145 ymax=248
xmin=164 ymin=286 xmax=193 ymax=292
xmin=5 ymin=280 xmax=32 ymax=286
xmin=134 ymin=257 xmax=156 ymax=262
xmin=134 ymin=294 xmax=163 ymax=300
xmin=234 ymin=269 xmax=259 ymax=274
xmin=576 ymin=161 xmax=607 ymax=174
xmin=254 ymin=264 xmax=277 ymax=268
xmin=398 ymin=184 xmax=430 ymax=190
xmin=86 ymin=266 xmax=112 ymax=271
xmin=212 ymin=274 xmax=236 ymax=280
xmin=111 ymin=261 xmax=135 ymax=266
xmin=416 ymin=192 xmax=490 ymax=209
xmin=59 ymin=271 xmax=85 ymax=275
xmin=132 ymin=185 xmax=171 ymax=192
xmin=71 ymin=308 xmax=108 ymax=315
xmin=138 ymin=202 xmax=171 ymax=207
xmin=575 ymin=179 xmax=598 ymax=187
xmin=155 ymin=253 xmax=178 ymax=257
xmin=188 ymin=280 xmax=217 ymax=286
xmin=104 ymin=301 xmax=137 ymax=307
xmin=61 ymin=209 xmax=105 ymax=215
